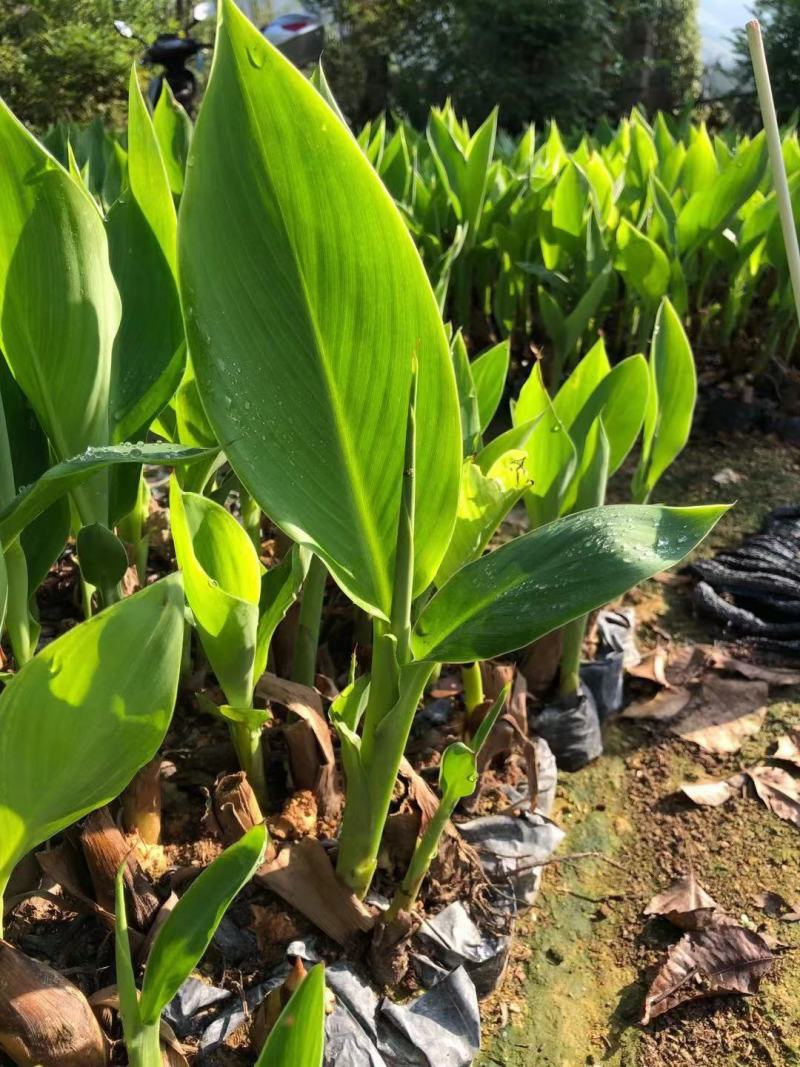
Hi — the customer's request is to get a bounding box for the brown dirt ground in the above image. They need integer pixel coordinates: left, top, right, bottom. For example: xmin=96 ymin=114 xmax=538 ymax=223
xmin=482 ymin=432 xmax=800 ymax=1067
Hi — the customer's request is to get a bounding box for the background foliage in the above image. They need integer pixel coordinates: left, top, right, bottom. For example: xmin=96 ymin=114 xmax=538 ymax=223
xmin=733 ymin=0 xmax=800 ymax=125
xmin=0 ymin=0 xmax=173 ymax=129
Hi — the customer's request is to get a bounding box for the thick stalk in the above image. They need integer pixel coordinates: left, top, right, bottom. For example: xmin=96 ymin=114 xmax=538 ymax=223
xmin=336 ymin=365 xmax=421 ymax=897
xmin=4 ymin=541 xmax=32 ymax=665
xmin=291 ymin=553 xmax=326 ymax=686
xmin=559 ymin=614 xmax=587 ymax=699
xmin=125 ymin=1023 xmax=162 ymax=1067
xmin=385 ymin=795 xmax=452 ymax=922
xmin=231 ymin=723 xmax=267 ymax=806
xmin=461 ymin=660 xmax=484 ymax=718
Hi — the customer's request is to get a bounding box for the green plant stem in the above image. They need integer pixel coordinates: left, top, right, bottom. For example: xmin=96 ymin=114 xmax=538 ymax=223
xmin=81 ymin=574 xmax=96 ymax=619
xmin=0 ymin=387 xmax=33 ymax=664
xmin=125 ymin=1023 xmax=162 ymax=1067
xmin=292 ymin=553 xmax=326 ymax=687
xmin=231 ymin=723 xmax=267 ymax=805
xmin=5 ymin=542 xmax=32 ymax=665
xmin=559 ymin=613 xmax=587 ymax=699
xmin=336 ymin=365 xmax=423 ymax=898
xmin=390 ymin=363 xmax=417 ymax=667
xmin=384 ymin=791 xmax=453 ymax=923
xmin=461 ymin=660 xmax=484 ymax=719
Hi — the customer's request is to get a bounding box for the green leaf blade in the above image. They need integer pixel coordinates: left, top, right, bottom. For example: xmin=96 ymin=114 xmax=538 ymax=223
xmin=411 ymin=504 xmax=727 ymax=663
xmin=179 ymin=0 xmax=461 ymax=618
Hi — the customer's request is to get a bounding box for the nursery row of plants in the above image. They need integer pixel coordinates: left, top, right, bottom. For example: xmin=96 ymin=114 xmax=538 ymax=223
xmin=50 ymin=68 xmax=800 ymax=380
xmin=0 ymin=2 xmax=732 ymax=1064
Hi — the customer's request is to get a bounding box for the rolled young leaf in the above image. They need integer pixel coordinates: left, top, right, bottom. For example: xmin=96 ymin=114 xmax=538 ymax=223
xmin=411 ymin=504 xmax=727 ymax=662
xmin=179 ymin=0 xmax=461 ymax=619
xmin=153 ymin=81 xmax=192 ymax=199
xmin=0 ymin=575 xmax=184 ymax=909
xmin=254 ymin=963 xmax=326 ymax=1067
xmin=139 ymin=824 xmax=267 ymax=1023
xmin=634 ymin=298 xmax=697 ymax=502
xmin=170 ymin=478 xmax=261 ymax=707
xmin=106 ymin=70 xmax=186 ymax=445
xmin=471 ymin=341 xmax=509 ymax=434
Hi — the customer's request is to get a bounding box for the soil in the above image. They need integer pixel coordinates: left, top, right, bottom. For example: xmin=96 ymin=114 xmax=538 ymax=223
xmin=482 ymin=432 xmax=800 ymax=1067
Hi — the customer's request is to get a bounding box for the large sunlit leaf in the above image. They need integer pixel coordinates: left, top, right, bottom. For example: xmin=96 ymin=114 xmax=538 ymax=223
xmin=0 ymin=99 xmax=120 ymax=526
xmin=179 ymin=0 xmax=460 ymax=618
xmin=411 ymin=505 xmax=727 ymax=663
xmin=0 ymin=576 xmax=184 ymax=894
xmin=513 ymin=364 xmax=576 ymax=528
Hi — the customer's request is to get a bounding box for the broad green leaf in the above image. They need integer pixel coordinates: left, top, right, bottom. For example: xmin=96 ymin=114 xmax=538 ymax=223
xmin=435 ymin=451 xmax=530 ymax=586
xmin=553 ymin=339 xmax=610 ymax=429
xmin=614 ymin=218 xmax=670 ymax=304
xmin=635 ymin=298 xmax=697 ymax=500
xmin=677 ymin=134 xmax=766 ymax=254
xmin=552 ymin=161 xmax=587 ymax=238
xmin=254 ymin=963 xmax=326 ymax=1067
xmin=681 ymin=123 xmax=718 ymax=196
xmin=569 ymin=354 xmax=649 ymax=476
xmin=650 ymin=173 xmax=678 ymax=251
xmin=0 ymin=98 xmax=120 ymax=526
xmin=0 ymin=576 xmax=184 ymax=894
xmin=567 ymin=417 xmax=609 ymax=515
xmin=0 ymin=443 xmax=216 ymax=550
xmin=0 ymin=359 xmax=70 ymax=591
xmin=140 ymin=824 xmax=268 ymax=1024
xmin=106 ymin=71 xmax=185 ymax=444
xmin=514 ymin=364 xmax=576 ymax=528
xmin=379 ymin=126 xmax=413 ymax=202
xmin=153 ymin=81 xmax=193 ymax=198
xmin=411 ymin=505 xmax=727 ymax=663
xmin=179 ymin=0 xmax=460 ymax=619
xmin=255 ymin=544 xmax=311 ymax=678
xmin=471 ymin=341 xmax=509 ymax=433
xmin=170 ymin=479 xmax=260 ymax=707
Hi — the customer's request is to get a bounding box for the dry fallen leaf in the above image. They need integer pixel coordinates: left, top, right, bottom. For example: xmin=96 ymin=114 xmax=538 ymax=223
xmin=627 ymin=648 xmax=671 ymax=687
xmin=746 ymin=765 xmax=800 ymax=829
xmin=772 ymin=728 xmax=800 ymax=767
xmin=644 ymin=873 xmax=719 ymax=931
xmin=623 ymin=687 xmax=691 ymax=720
xmin=681 ymin=773 xmax=746 ymax=807
xmin=669 ymin=677 xmax=767 ymax=753
xmin=642 ymin=924 xmax=775 ymax=1023
xmin=752 ymin=890 xmax=792 ymax=918
xmin=703 ymin=647 xmax=800 ymax=686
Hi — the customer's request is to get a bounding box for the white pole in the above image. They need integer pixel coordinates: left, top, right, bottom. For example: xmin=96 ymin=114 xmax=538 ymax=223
xmin=747 ymin=18 xmax=800 ymax=330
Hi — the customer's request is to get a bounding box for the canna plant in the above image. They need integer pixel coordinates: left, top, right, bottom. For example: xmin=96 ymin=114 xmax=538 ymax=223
xmin=177 ymin=0 xmax=725 ymax=903
xmin=169 ymin=477 xmax=309 ymax=800
xmin=115 ymin=824 xmax=268 ymax=1066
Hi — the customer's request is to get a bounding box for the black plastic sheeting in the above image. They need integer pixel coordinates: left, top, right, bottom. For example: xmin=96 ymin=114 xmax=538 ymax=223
xmin=691 ymin=506 xmax=800 ymax=657
xmin=532 ymin=686 xmax=603 ymax=771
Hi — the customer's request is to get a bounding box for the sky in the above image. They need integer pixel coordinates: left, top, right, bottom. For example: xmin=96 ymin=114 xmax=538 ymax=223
xmin=699 ymin=0 xmax=752 ymax=64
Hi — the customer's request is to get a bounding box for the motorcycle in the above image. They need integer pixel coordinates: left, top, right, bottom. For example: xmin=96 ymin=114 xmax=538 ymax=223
xmin=114 ymin=3 xmax=212 ymax=115
xmin=114 ymin=3 xmax=324 ymax=116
